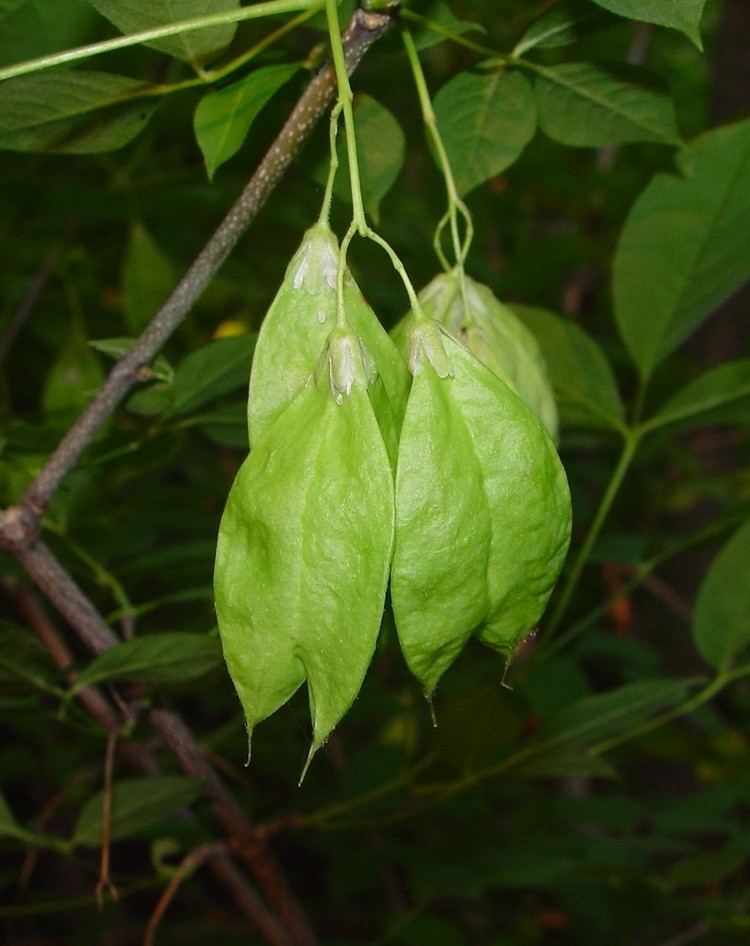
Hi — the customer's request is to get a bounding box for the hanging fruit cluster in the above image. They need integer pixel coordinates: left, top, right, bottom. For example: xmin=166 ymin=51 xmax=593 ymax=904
xmin=214 ymin=221 xmax=571 ymax=775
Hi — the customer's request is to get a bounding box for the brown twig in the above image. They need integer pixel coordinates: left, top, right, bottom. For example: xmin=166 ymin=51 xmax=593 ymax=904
xmin=144 ymin=841 xmax=227 ymax=946
xmin=208 ymin=855 xmax=294 ymax=946
xmin=0 ymin=8 xmax=398 ymax=944
xmin=95 ymin=731 xmax=120 ymax=908
xmin=10 ymin=581 xmax=122 ymax=728
xmin=0 ymin=236 xmax=69 ymax=367
xmin=149 ymin=707 xmax=315 ymax=946
xmin=11 ymin=6 xmax=392 ymax=521
xmin=6 ymin=585 xmax=292 ymax=944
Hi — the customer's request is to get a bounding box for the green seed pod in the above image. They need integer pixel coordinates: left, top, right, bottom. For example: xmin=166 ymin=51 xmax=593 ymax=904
xmin=391 ymin=269 xmax=558 ymax=438
xmin=214 ymin=325 xmax=395 ymax=775
xmin=391 ymin=319 xmax=571 ymax=696
xmin=248 ymin=222 xmax=409 ymax=460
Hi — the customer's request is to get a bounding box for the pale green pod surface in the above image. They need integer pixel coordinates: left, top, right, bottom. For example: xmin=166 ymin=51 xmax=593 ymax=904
xmin=344 ymin=279 xmax=410 ymax=462
xmin=391 ymin=323 xmax=571 ymax=694
xmin=391 ymin=270 xmax=558 ymax=438
xmin=446 ymin=338 xmax=571 ymax=654
xmin=215 ymin=327 xmax=394 ymax=770
xmin=248 ymin=222 xmax=339 ymax=445
xmin=390 ymin=323 xmax=491 ymax=693
xmin=248 ymin=222 xmax=408 ymax=454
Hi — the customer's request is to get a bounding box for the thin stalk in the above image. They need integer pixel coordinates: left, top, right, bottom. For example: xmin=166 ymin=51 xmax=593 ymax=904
xmin=537 ymin=510 xmax=747 ymax=662
xmin=414 ymin=664 xmax=750 ymax=801
xmin=318 ymin=103 xmax=343 ymax=226
xmin=366 ymin=229 xmax=422 ymax=310
xmin=543 ymin=429 xmax=641 ymax=638
xmin=336 ymin=223 xmax=357 ymax=328
xmin=631 ymin=375 xmax=649 ymax=426
xmin=12 ymin=6 xmax=391 ymax=516
xmin=0 ymin=0 xmax=323 ymax=82
xmin=325 ymin=0 xmax=366 ymax=231
xmin=400 ymin=8 xmax=498 ymax=58
xmin=588 ymin=664 xmax=750 ymax=758
xmin=402 ymin=25 xmax=473 ymax=306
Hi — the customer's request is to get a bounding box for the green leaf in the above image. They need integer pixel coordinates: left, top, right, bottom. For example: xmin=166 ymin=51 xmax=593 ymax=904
xmin=72 ymin=777 xmax=203 ymax=847
xmin=71 ymin=632 xmax=222 ymax=693
xmin=0 ymin=791 xmax=19 ymax=836
xmin=0 ymin=71 xmax=157 ymax=153
xmin=0 ymin=0 xmax=97 ymax=69
xmin=89 ymin=337 xmax=174 ymax=383
xmin=42 ymin=326 xmax=104 ymax=416
xmin=514 ymin=0 xmax=611 ymax=56
xmin=533 ymin=62 xmax=680 ymax=147
xmin=0 ymin=790 xmax=64 ymax=849
xmin=122 ymin=223 xmax=176 ymax=333
xmin=333 ymin=94 xmax=405 ymax=223
xmin=647 ymin=360 xmax=750 ymax=432
xmin=169 ymin=334 xmax=256 ymax=416
xmin=193 ymin=402 xmax=247 ymax=447
xmin=614 ymin=118 xmax=750 ymax=379
xmin=511 ymin=304 xmax=625 ymax=432
xmin=411 ymin=0 xmax=485 ymax=51
xmin=536 ymin=678 xmax=697 ymax=751
xmin=87 ymin=0 xmax=240 ymax=65
xmin=434 ymin=70 xmax=536 ymax=196
xmin=126 ymin=383 xmax=176 ymax=415
xmin=0 ymin=621 xmax=60 ymax=694
xmin=194 ymin=63 xmax=298 ymax=180
xmin=588 ymin=0 xmax=706 ymax=48
xmin=693 ymin=520 xmax=750 ymax=670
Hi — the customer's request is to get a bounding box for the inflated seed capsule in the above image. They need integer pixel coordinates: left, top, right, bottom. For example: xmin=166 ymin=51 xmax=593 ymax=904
xmin=214 ymin=326 xmax=395 ymax=777
xmin=391 ymin=319 xmax=571 ymax=696
xmin=391 ymin=269 xmax=558 ymax=438
xmin=248 ymin=222 xmax=409 ymax=461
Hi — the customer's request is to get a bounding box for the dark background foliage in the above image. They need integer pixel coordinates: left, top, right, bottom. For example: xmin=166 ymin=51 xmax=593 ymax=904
xmin=2 ymin=1 xmax=750 ymax=944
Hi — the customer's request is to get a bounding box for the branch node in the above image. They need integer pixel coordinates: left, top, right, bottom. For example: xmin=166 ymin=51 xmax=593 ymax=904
xmin=0 ymin=504 xmax=39 ymax=551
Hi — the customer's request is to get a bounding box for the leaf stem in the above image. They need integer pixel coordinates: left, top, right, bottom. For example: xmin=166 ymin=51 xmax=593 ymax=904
xmin=401 ymin=25 xmax=474 ymax=290
xmin=325 ymin=0 xmax=367 ymax=232
xmin=9 ymin=6 xmax=391 ymax=518
xmin=587 ymin=665 xmax=750 ymax=756
xmin=318 ymin=102 xmax=343 ymax=226
xmin=543 ymin=429 xmax=641 ymax=638
xmin=537 ymin=509 xmax=748 ymax=662
xmin=400 ymin=9 xmax=497 ymax=58
xmin=0 ymin=0 xmax=324 ymax=83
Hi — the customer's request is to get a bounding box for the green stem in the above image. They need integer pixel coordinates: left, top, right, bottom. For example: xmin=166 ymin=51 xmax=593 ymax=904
xmin=336 ymin=222 xmax=357 ymax=328
xmin=414 ymin=665 xmax=750 ymax=801
xmin=402 ymin=25 xmax=473 ymax=294
xmin=631 ymin=374 xmax=649 ymax=426
xmin=400 ymin=8 xmax=498 ymax=58
xmin=0 ymin=0 xmax=323 ymax=83
xmin=364 ymin=228 xmax=424 ymax=313
xmin=543 ymin=429 xmax=641 ymax=638
xmin=590 ymin=663 xmax=750 ymax=757
xmin=537 ymin=510 xmax=747 ymax=662
xmin=303 ymin=753 xmax=436 ymax=827
xmin=325 ymin=0 xmax=366 ymax=231
xmin=318 ymin=102 xmax=343 ymax=226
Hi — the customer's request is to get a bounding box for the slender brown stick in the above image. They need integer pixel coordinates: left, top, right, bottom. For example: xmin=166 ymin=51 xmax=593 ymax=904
xmin=144 ymin=842 xmax=227 ymax=946
xmin=17 ymin=6 xmax=392 ymax=519
xmin=6 ymin=586 xmax=291 ymax=944
xmin=209 ymin=855 xmax=294 ymax=946
xmin=149 ymin=707 xmax=315 ymax=946
xmin=95 ymin=731 xmax=120 ymax=908
xmin=12 ymin=540 xmax=119 ymax=653
xmin=0 ymin=8 xmax=397 ymax=944
xmin=11 ymin=582 xmax=122 ymax=728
